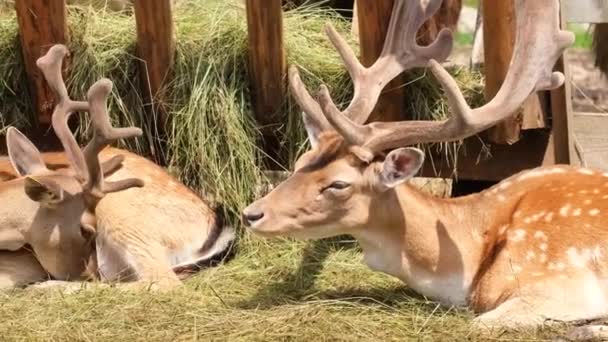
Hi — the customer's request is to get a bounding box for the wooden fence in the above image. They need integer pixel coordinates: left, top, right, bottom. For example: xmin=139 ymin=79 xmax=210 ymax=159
xmin=10 ymin=0 xmax=573 ymax=181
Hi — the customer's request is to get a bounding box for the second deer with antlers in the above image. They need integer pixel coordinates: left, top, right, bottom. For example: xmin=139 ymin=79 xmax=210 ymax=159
xmin=0 ymin=45 xmax=234 ymax=290
xmin=241 ymin=0 xmax=608 ymax=329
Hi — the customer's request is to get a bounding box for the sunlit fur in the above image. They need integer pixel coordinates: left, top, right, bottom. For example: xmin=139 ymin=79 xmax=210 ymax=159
xmin=246 ymin=131 xmax=608 ymax=328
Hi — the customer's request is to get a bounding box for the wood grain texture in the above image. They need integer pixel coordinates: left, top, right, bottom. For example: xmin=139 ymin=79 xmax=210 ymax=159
xmin=15 ymin=0 xmax=69 ymax=124
xmin=482 ymin=0 xmax=544 ymax=145
xmin=133 ymin=0 xmax=175 ymax=126
xmin=246 ymin=0 xmax=286 ymax=128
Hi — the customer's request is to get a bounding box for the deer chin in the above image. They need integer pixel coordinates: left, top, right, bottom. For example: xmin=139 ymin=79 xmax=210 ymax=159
xmin=248 ymin=218 xmax=344 ymax=240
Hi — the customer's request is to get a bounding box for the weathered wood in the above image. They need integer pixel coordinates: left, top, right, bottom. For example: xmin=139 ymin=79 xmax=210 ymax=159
xmin=419 ymin=131 xmax=556 ymax=181
xmin=482 ymin=0 xmax=544 ymax=145
xmin=355 ymin=0 xmax=405 ymax=123
xmin=550 ymin=6 xmax=575 ymax=165
xmin=15 ymin=0 xmax=69 ymax=124
xmin=564 ymin=0 xmax=608 ymax=23
xmin=245 ymin=0 xmax=286 ymax=128
xmin=133 ymin=0 xmax=175 ymax=122
xmin=133 ymin=0 xmax=175 ymax=162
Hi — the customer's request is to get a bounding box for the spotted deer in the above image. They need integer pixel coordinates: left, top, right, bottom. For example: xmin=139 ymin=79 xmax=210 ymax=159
xmin=239 ymin=0 xmax=608 ymax=330
xmin=0 ymin=45 xmax=234 ymax=291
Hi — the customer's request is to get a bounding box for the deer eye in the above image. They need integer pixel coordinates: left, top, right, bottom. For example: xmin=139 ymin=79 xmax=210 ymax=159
xmin=322 ymin=181 xmax=351 ymax=192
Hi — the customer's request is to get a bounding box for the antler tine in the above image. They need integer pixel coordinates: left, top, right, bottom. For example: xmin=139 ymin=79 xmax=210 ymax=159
xmin=288 ymin=65 xmax=333 ymax=133
xmin=37 ymin=45 xmax=89 ymax=181
xmin=320 ymin=0 xmax=574 ymax=154
xmin=82 ymin=79 xmax=143 ymax=196
xmin=321 ymin=0 xmax=453 ymax=125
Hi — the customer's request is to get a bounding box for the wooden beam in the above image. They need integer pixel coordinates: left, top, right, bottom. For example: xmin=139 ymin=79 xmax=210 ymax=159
xmin=550 ymin=4 xmax=575 ymax=165
xmin=15 ymin=0 xmax=69 ymax=124
xmin=133 ymin=0 xmax=175 ymax=162
xmin=420 ymin=131 xmax=555 ymax=181
xmin=355 ymin=0 xmax=406 ymax=123
xmin=482 ymin=0 xmax=544 ymax=145
xmin=245 ymin=0 xmax=286 ymax=128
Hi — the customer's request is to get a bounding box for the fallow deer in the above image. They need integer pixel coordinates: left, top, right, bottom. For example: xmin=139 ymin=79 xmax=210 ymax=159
xmin=0 ymin=45 xmax=234 ymax=290
xmin=240 ymin=0 xmax=608 ymax=330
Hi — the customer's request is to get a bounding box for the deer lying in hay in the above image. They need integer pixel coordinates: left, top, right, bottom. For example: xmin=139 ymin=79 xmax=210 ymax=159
xmin=0 ymin=45 xmax=234 ymax=291
xmin=242 ymin=0 xmax=608 ymax=333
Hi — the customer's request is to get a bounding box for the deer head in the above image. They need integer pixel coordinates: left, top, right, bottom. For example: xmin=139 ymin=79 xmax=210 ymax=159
xmin=0 ymin=45 xmax=143 ymax=280
xmin=242 ymin=0 xmax=574 ymax=238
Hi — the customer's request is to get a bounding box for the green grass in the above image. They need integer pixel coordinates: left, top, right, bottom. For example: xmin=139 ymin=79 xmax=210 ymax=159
xmin=0 ymin=237 xmax=573 ymax=341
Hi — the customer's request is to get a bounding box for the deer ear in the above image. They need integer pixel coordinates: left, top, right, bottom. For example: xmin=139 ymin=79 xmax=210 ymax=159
xmin=6 ymin=127 xmax=48 ymax=177
xmin=24 ymin=176 xmax=64 ymax=205
xmin=302 ymin=112 xmax=323 ymax=149
xmin=378 ymin=148 xmax=425 ymax=190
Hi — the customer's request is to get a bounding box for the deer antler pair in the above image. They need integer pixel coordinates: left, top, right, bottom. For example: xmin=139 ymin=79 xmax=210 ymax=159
xmin=292 ymin=0 xmax=575 ymax=155
xmin=36 ymin=44 xmax=143 ymax=208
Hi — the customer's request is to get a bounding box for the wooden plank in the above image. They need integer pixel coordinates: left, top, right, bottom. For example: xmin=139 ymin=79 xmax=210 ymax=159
xmin=563 ymin=0 xmax=608 ymax=23
xmin=245 ymin=0 xmax=286 ymax=128
xmin=420 ymin=131 xmax=556 ymax=181
xmin=482 ymin=0 xmax=544 ymax=145
xmin=355 ymin=0 xmax=406 ymax=122
xmin=550 ymin=5 xmax=575 ymax=165
xmin=133 ymin=0 xmax=175 ymax=126
xmin=15 ymin=0 xmax=69 ymax=124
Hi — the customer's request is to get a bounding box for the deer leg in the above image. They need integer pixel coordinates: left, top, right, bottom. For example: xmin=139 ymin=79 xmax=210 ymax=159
xmin=0 ymin=250 xmax=49 ymax=290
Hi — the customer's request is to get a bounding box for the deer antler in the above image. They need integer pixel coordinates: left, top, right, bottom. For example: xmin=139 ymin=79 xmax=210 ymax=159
xmin=315 ymin=0 xmax=574 ymax=154
xmin=289 ymin=0 xmax=453 ymax=131
xmin=36 ymin=44 xmax=144 ymax=204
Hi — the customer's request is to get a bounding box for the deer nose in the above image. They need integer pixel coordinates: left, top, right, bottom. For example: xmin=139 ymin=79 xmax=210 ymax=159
xmin=242 ymin=206 xmax=265 ymax=227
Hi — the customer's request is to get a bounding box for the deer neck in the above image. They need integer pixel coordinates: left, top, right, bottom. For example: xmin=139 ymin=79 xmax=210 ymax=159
xmin=0 ymin=180 xmax=38 ymax=250
xmin=351 ymin=183 xmax=488 ymax=306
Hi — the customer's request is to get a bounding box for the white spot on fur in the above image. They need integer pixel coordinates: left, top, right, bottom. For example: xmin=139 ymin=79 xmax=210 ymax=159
xmin=514 ymin=211 xmax=522 ymax=218
xmin=534 ymin=231 xmax=548 ymax=241
xmin=560 ymin=204 xmax=572 ymax=217
xmin=593 ymin=189 xmax=600 ymax=194
xmin=578 ymin=169 xmax=594 ymax=175
xmin=498 ymin=181 xmax=512 ymax=190
xmin=544 ymin=212 xmax=554 ymax=222
xmin=509 ymin=229 xmax=527 ymax=242
xmin=497 ymin=194 xmax=506 ymax=202
xmin=526 ymin=250 xmax=536 ymax=261
xmin=572 ymin=208 xmax=582 ymax=216
xmin=589 ymin=209 xmax=601 ymax=216
xmin=565 ymin=193 xmax=574 ymax=198
xmin=584 ymin=199 xmax=593 ymax=205
xmin=579 ymin=190 xmax=589 ymax=195
xmin=567 ymin=247 xmax=591 ymax=268
xmin=539 ymin=243 xmax=548 ymax=252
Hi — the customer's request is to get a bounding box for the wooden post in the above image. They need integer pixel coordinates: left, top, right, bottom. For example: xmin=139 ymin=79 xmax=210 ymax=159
xmin=550 ymin=3 xmax=574 ymax=165
xmin=133 ymin=0 xmax=175 ymax=161
xmin=355 ymin=0 xmax=405 ymax=123
xmin=246 ymin=0 xmax=285 ymax=169
xmin=15 ymin=0 xmax=69 ymax=124
xmin=245 ymin=0 xmax=286 ymax=128
xmin=482 ymin=0 xmax=544 ymax=144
